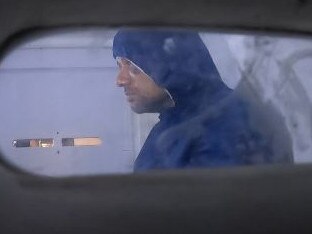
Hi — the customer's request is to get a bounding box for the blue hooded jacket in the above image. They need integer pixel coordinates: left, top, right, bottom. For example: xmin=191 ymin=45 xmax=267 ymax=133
xmin=113 ymin=29 xmax=290 ymax=171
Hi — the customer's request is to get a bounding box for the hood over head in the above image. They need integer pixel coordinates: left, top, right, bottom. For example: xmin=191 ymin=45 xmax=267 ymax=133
xmin=113 ymin=29 xmax=231 ymax=119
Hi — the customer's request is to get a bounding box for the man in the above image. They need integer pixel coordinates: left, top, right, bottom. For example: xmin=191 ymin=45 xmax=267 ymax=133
xmin=113 ymin=29 xmax=292 ymax=171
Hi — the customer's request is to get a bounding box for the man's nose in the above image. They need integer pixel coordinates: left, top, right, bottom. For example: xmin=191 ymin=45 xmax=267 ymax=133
xmin=116 ymin=68 xmax=131 ymax=87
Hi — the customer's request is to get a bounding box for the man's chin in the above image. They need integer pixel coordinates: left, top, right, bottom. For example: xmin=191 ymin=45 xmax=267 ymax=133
xmin=130 ymin=105 xmax=146 ymax=114
xmin=129 ymin=101 xmax=161 ymax=114
xmin=130 ymin=102 xmax=151 ymax=114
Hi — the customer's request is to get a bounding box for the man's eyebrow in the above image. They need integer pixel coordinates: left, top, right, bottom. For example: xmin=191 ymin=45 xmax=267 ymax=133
xmin=116 ymin=57 xmax=131 ymax=66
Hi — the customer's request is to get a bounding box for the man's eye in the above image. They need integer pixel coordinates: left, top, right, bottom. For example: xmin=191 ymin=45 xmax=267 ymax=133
xmin=129 ymin=64 xmax=141 ymax=75
xmin=116 ymin=61 xmax=122 ymax=69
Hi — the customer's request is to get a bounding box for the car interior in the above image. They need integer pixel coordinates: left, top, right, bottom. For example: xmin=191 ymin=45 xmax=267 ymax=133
xmin=0 ymin=0 xmax=312 ymax=233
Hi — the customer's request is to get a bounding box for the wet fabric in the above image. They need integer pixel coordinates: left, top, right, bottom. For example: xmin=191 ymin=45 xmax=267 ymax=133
xmin=113 ymin=29 xmax=292 ymax=171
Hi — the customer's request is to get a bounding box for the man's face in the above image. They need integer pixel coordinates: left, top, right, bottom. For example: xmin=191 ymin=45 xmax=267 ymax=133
xmin=116 ymin=57 xmax=170 ymax=113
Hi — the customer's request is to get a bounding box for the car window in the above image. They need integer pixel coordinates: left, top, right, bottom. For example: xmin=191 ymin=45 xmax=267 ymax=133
xmin=0 ymin=28 xmax=311 ymax=176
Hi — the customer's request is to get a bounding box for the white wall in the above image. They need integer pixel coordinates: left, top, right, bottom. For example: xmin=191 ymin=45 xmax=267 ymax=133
xmin=0 ymin=29 xmax=136 ymax=176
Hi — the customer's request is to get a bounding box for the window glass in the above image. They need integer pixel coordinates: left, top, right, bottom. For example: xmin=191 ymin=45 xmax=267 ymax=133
xmin=0 ymin=28 xmax=311 ymax=176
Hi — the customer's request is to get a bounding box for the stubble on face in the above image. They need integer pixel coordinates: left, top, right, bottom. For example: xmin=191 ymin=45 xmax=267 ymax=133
xmin=116 ymin=57 xmax=174 ymax=114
